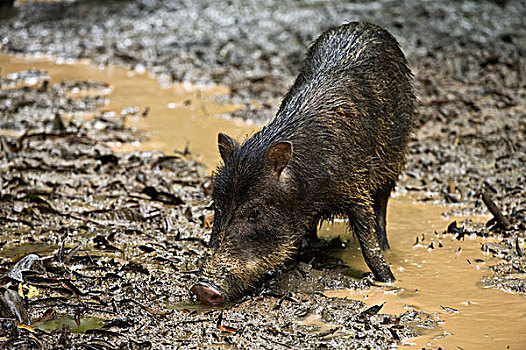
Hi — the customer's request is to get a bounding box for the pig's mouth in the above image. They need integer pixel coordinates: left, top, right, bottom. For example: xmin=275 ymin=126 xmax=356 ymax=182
xmin=190 ymin=281 xmax=227 ymax=306
xmin=190 ymin=239 xmax=299 ymax=305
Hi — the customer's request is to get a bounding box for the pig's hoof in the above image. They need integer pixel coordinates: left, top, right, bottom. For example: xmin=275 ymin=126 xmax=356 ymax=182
xmin=191 ymin=284 xmax=226 ymax=305
xmin=376 ymin=271 xmax=396 ymax=283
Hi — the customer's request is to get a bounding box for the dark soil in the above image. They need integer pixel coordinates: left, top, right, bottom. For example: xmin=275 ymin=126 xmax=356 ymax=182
xmin=0 ymin=0 xmax=525 ymax=348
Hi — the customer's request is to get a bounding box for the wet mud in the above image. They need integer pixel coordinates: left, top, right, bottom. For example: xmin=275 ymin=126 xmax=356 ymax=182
xmin=0 ymin=53 xmax=254 ymax=168
xmin=1 ymin=0 xmax=525 ymax=349
xmin=0 ymin=63 xmax=432 ymax=349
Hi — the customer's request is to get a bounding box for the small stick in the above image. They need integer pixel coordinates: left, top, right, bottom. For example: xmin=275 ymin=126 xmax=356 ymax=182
xmin=482 ymin=192 xmax=510 ymax=229
xmin=515 ymin=237 xmax=523 ymax=257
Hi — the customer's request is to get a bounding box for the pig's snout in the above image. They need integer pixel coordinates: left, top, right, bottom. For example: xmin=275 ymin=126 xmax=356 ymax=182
xmin=190 ymin=283 xmax=226 ymax=305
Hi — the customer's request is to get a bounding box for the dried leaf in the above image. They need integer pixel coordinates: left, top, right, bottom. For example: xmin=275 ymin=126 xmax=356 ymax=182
xmin=142 ymin=305 xmax=171 ymax=316
xmin=359 ymin=302 xmax=385 ymax=317
xmin=17 ymin=323 xmax=35 ymax=332
xmin=1 ymin=288 xmax=29 ymax=324
xmin=18 ymin=283 xmax=40 ymax=299
xmin=8 ymin=254 xmax=41 ymax=282
xmin=218 ymin=324 xmax=237 ymax=333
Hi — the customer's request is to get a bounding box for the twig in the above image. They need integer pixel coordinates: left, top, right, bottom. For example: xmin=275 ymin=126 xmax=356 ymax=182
xmin=482 ymin=192 xmax=510 ymax=229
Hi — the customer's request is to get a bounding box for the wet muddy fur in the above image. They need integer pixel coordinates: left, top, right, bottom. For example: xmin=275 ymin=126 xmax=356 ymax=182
xmin=195 ymin=22 xmax=416 ymax=303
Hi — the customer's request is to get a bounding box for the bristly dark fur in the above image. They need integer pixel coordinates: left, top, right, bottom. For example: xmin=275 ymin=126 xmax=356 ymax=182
xmin=197 ymin=22 xmax=417 ymax=302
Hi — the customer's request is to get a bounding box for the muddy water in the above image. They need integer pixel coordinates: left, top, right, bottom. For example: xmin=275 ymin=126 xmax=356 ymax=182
xmin=2 ymin=54 xmax=525 ymax=348
xmin=321 ymin=197 xmax=526 ymax=349
xmin=0 ymin=53 xmax=256 ymax=170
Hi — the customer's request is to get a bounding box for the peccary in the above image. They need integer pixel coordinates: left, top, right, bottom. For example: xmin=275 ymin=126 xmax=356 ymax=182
xmin=191 ymin=22 xmax=416 ymax=305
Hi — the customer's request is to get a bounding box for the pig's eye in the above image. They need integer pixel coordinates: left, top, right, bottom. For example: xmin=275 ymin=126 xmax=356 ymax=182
xmin=248 ymin=208 xmax=262 ymax=221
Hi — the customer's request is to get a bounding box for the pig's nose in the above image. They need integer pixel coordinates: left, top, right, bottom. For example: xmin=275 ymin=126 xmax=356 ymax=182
xmin=190 ymin=284 xmax=226 ymax=305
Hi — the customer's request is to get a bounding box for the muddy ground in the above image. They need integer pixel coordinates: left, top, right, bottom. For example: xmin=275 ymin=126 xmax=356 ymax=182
xmin=0 ymin=0 xmax=525 ymax=349
xmin=0 ymin=68 xmax=434 ymax=349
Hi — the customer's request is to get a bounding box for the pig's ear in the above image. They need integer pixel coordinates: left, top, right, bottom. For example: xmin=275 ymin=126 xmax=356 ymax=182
xmin=266 ymin=141 xmax=292 ymax=179
xmin=218 ymin=133 xmax=239 ymax=162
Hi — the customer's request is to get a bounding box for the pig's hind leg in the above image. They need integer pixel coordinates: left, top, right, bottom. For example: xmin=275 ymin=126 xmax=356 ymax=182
xmin=372 ymin=180 xmax=395 ymax=251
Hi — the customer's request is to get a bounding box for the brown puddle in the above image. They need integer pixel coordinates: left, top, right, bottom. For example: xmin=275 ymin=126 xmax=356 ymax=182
xmin=0 ymin=53 xmax=256 ymax=171
xmin=320 ymin=196 xmax=526 ymax=349
xmin=1 ymin=53 xmax=525 ymax=348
